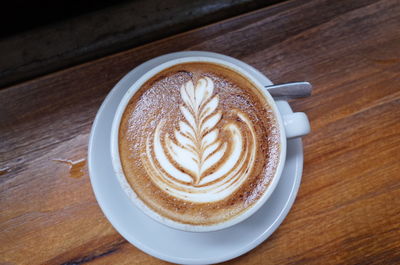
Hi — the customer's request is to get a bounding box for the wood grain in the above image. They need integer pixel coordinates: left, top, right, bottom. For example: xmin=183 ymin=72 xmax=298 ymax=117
xmin=1 ymin=0 xmax=399 ymax=264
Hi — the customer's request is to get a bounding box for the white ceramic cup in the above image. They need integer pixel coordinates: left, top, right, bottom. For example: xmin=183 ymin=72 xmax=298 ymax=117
xmin=111 ymin=56 xmax=310 ymax=232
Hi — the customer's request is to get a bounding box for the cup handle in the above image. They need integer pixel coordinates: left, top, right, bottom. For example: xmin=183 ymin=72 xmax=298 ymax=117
xmin=282 ymin=112 xmax=310 ymax=139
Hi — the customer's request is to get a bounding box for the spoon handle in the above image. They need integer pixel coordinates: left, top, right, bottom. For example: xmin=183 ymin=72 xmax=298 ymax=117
xmin=265 ymin=82 xmax=312 ymax=100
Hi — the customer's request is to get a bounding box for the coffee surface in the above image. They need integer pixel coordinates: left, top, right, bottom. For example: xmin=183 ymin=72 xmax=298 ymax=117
xmin=119 ymin=62 xmax=280 ymax=225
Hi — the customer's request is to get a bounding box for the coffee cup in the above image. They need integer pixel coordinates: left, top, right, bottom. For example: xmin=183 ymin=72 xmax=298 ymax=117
xmin=111 ymin=56 xmax=310 ymax=232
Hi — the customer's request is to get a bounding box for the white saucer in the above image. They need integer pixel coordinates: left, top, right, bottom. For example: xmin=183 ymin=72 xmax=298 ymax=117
xmin=88 ymin=51 xmax=304 ymax=265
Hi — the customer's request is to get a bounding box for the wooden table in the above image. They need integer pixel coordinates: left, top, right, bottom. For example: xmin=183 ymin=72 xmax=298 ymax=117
xmin=1 ymin=0 xmax=399 ymax=264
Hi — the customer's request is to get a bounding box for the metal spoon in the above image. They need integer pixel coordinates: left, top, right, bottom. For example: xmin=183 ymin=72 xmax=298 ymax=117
xmin=265 ymin=82 xmax=312 ymax=100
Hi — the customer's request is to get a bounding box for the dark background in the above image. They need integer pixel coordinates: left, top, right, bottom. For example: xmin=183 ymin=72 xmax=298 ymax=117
xmin=1 ymin=0 xmax=129 ymax=38
xmin=0 ymin=0 xmax=283 ymax=88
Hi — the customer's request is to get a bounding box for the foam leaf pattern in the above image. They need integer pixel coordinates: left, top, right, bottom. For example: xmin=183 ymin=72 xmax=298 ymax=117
xmin=171 ymin=77 xmax=223 ymax=184
xmin=141 ymin=77 xmax=257 ymax=203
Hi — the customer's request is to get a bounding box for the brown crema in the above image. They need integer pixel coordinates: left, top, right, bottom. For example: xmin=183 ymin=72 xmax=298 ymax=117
xmin=119 ymin=62 xmax=280 ymax=226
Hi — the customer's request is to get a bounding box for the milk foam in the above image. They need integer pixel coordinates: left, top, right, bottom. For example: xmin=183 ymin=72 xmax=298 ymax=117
xmin=141 ymin=77 xmax=257 ymax=203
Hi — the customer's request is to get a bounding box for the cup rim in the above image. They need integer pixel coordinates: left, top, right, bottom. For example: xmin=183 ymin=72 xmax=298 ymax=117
xmin=110 ymin=56 xmax=287 ymax=232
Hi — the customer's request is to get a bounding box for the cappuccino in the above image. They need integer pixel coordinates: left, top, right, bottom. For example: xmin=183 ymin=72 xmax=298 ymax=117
xmin=118 ymin=62 xmax=280 ymax=226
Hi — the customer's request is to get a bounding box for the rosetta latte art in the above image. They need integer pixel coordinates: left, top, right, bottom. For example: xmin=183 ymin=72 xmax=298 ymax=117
xmin=142 ymin=77 xmax=257 ymax=203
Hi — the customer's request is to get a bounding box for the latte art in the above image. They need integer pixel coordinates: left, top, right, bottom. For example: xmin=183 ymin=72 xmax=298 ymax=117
xmin=142 ymin=77 xmax=256 ymax=202
xmin=118 ymin=62 xmax=280 ymax=226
